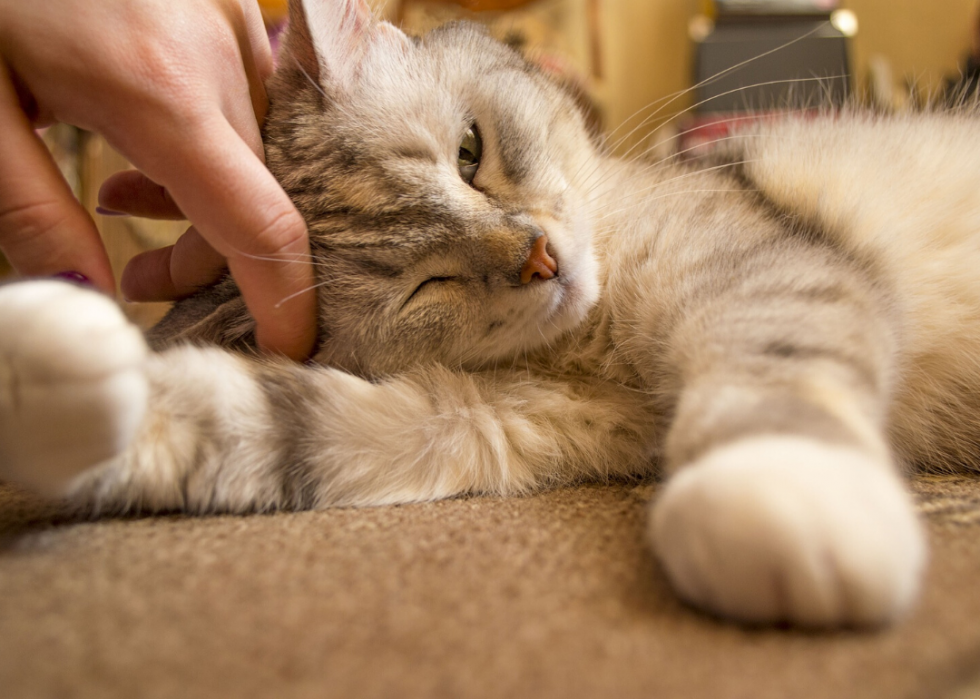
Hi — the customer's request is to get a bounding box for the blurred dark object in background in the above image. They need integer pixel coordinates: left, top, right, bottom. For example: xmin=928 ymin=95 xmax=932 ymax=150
xmin=678 ymin=0 xmax=855 ymax=157
xmin=712 ymin=0 xmax=838 ymax=15
xmin=945 ymin=54 xmax=980 ymax=105
xmin=944 ymin=2 xmax=980 ymax=105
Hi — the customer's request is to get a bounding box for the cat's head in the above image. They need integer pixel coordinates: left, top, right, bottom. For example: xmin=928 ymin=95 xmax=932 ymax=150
xmin=264 ymin=0 xmax=601 ymax=375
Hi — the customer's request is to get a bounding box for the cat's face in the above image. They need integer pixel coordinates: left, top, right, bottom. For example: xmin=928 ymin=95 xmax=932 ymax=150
xmin=264 ymin=0 xmax=600 ymax=376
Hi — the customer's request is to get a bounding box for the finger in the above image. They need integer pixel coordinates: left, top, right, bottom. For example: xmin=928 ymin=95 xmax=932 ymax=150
xmin=120 ymin=246 xmax=177 ymax=302
xmin=220 ymin=0 xmax=272 ymax=156
xmin=98 ymin=170 xmax=185 ymax=220
xmin=0 ymin=61 xmax=114 ymax=292
xmin=157 ymin=116 xmax=315 ymax=360
xmin=121 ymin=226 xmax=227 ymax=301
xmin=240 ymin=0 xmax=275 ymax=83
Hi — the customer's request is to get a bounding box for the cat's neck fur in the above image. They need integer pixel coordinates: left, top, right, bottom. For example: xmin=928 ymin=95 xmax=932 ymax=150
xmin=524 ymin=152 xmax=740 ymax=389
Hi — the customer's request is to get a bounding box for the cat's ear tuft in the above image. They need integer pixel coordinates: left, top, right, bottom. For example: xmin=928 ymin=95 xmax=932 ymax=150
xmin=283 ymin=0 xmax=411 ymax=92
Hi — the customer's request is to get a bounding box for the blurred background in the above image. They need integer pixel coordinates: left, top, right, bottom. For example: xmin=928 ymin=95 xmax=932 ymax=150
xmin=5 ymin=0 xmax=980 ymax=327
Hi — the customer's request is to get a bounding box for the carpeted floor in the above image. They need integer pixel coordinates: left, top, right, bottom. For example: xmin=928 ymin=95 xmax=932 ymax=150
xmin=1 ymin=474 xmax=979 ymax=699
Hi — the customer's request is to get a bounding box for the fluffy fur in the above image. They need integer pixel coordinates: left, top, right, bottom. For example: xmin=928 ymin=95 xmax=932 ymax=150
xmin=3 ymin=0 xmax=980 ymax=627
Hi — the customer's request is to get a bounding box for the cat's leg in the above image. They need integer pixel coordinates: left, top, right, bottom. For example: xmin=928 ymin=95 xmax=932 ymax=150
xmin=0 ymin=281 xmax=149 ymax=495
xmin=0 ymin=281 xmax=653 ymax=513
xmin=653 ymin=431 xmax=924 ymax=627
xmin=68 ymin=351 xmax=653 ymax=514
xmin=648 ymin=252 xmax=926 ymax=627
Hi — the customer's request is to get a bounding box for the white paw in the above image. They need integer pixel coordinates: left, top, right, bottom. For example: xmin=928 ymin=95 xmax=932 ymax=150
xmin=0 ymin=281 xmax=149 ymax=495
xmin=650 ymin=436 xmax=926 ymax=627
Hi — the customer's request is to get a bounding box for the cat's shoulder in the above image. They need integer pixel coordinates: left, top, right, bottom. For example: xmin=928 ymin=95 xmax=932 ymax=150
xmin=714 ymin=106 xmax=980 ymax=228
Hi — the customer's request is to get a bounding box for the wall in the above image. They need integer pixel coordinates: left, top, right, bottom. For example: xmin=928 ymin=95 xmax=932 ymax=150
xmin=598 ymin=0 xmax=694 ymax=153
xmin=597 ymin=0 xmax=979 ymax=153
xmin=846 ymin=0 xmax=976 ymax=96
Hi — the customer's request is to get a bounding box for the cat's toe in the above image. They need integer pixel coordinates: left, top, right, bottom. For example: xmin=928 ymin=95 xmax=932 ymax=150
xmin=650 ymin=436 xmax=926 ymax=627
xmin=0 ymin=281 xmax=149 ymax=495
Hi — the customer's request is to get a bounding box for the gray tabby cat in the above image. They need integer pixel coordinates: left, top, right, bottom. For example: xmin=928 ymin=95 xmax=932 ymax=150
xmin=3 ymin=0 xmax=979 ymax=628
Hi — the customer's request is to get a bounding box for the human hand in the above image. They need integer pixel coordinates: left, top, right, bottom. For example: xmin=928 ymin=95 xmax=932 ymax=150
xmin=0 ymin=0 xmax=316 ymax=360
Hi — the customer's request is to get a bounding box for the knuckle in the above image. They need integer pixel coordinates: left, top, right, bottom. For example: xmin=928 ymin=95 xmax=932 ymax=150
xmin=0 ymin=197 xmax=73 ymax=246
xmin=243 ymin=204 xmax=308 ymax=256
xmin=131 ymin=43 xmax=193 ymax=104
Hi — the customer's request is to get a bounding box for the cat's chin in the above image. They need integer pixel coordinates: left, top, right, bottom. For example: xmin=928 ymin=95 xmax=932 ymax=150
xmin=509 ymin=272 xmax=602 ymax=361
xmin=537 ymin=216 xmax=602 ymax=332
xmin=542 ymin=276 xmax=598 ymax=339
xmin=550 ymin=245 xmax=601 ymax=332
xmin=459 ymin=277 xmax=598 ymax=370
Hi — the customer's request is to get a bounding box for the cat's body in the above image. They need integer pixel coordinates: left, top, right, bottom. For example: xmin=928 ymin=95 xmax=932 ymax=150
xmin=2 ymin=0 xmax=978 ymax=627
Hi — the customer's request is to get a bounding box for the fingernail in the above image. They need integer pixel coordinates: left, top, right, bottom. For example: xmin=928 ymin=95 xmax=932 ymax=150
xmin=96 ymin=206 xmax=128 ymax=217
xmin=53 ymin=271 xmax=92 ymax=286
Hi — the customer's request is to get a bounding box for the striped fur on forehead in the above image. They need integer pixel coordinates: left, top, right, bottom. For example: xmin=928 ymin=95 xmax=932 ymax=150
xmin=306 ymin=204 xmax=468 ymax=250
xmin=265 ymin=11 xmax=582 ymax=204
xmin=263 ymin=31 xmax=577 ymax=255
xmin=253 ymin=1 xmax=602 ymax=376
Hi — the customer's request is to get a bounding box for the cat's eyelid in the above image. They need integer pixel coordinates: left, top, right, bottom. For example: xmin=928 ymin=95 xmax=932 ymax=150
xmin=401 ymin=275 xmax=460 ymax=311
xmin=393 ymin=146 xmax=439 ymax=165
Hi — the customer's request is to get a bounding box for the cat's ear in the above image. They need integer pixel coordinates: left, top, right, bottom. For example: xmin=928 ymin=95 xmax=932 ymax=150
xmin=283 ymin=0 xmax=411 ymax=91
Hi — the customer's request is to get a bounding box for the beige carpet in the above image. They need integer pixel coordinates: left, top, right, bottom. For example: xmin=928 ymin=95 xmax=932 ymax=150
xmin=2 ymin=474 xmax=979 ymax=699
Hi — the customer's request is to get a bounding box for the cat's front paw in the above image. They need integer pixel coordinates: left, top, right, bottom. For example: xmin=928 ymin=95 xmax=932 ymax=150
xmin=0 ymin=281 xmax=149 ymax=495
xmin=650 ymin=436 xmax=926 ymax=627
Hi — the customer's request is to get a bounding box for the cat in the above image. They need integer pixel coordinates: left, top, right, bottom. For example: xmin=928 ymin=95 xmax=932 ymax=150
xmin=4 ymin=0 xmax=980 ymax=629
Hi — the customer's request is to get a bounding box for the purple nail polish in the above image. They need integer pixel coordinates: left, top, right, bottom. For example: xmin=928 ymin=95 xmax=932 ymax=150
xmin=53 ymin=271 xmax=92 ymax=286
xmin=96 ymin=206 xmax=128 ymax=217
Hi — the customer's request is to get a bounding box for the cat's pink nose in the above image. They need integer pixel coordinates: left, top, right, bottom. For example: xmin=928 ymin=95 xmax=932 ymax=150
xmin=520 ymin=234 xmax=558 ymax=284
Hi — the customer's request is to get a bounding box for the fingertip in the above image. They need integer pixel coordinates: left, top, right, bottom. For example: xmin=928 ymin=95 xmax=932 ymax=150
xmin=241 ymin=0 xmax=276 ymax=81
xmin=254 ymin=286 xmax=318 ymax=361
xmin=99 ymin=170 xmax=184 ymax=220
xmin=121 ymin=247 xmax=177 ymax=302
xmin=168 ymin=227 xmax=227 ymax=294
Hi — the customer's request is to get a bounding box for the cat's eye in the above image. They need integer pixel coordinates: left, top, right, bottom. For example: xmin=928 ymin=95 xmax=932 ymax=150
xmin=458 ymin=124 xmax=482 ymax=185
xmin=406 ymin=276 xmax=457 ymax=306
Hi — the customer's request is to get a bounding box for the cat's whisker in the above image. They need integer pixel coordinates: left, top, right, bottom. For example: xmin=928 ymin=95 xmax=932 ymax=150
xmin=598 ymin=157 xmax=758 ymax=207
xmin=596 ymin=188 xmax=756 ymax=223
xmin=599 ymin=21 xmax=830 ymax=154
xmin=579 ymin=77 xmax=844 ymax=194
xmin=239 ymin=251 xmax=320 ymax=262
xmin=577 ymin=89 xmax=773 ymax=193
xmin=581 ymin=134 xmax=763 ymax=204
xmin=628 ymin=139 xmax=755 ymax=181
xmin=227 ymin=249 xmax=337 ymax=269
xmin=292 ymin=56 xmax=331 ymax=102
xmin=586 ymin=131 xmax=784 ymax=198
xmin=289 ymin=54 xmax=357 ymax=122
xmin=580 ymin=125 xmax=775 ymax=204
xmin=273 ymin=278 xmax=334 ymax=308
xmin=637 ymin=73 xmax=847 ymax=152
xmin=596 ymin=185 xmax=755 ymax=220
xmin=587 ymin=91 xmax=703 ymax=165
xmin=637 ymin=110 xmax=812 ymax=165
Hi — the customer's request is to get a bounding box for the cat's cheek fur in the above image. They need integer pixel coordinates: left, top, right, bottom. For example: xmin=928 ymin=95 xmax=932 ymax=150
xmin=650 ymin=436 xmax=926 ymax=627
xmin=0 ymin=281 xmax=149 ymax=495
